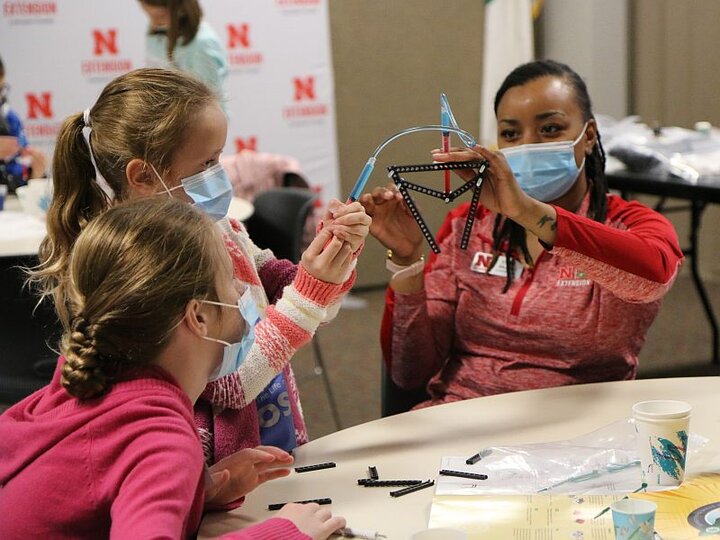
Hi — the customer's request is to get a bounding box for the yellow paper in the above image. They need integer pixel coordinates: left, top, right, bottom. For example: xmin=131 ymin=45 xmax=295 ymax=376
xmin=633 ymin=473 xmax=720 ymax=538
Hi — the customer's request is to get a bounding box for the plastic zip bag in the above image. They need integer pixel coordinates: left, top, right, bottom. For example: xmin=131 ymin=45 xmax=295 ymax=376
xmin=436 ymin=418 xmax=707 ymax=496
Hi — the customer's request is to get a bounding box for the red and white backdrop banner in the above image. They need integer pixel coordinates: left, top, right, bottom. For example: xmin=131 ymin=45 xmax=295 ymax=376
xmin=0 ymin=0 xmax=340 ymax=202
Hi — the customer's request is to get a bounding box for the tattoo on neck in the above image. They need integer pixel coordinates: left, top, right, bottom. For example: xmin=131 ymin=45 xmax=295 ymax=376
xmin=537 ymin=215 xmax=556 ymax=230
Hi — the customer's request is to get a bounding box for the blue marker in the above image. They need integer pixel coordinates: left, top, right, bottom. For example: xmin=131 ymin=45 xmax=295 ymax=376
xmin=347 ymin=157 xmax=376 ymax=202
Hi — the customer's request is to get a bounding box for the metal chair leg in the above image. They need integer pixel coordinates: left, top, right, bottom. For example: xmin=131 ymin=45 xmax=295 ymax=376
xmin=311 ymin=334 xmax=342 ymax=430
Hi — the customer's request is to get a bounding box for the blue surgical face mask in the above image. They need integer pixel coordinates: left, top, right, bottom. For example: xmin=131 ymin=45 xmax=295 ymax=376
xmin=152 ymin=162 xmax=233 ymax=221
xmin=201 ymin=289 xmax=260 ymax=381
xmin=500 ymin=123 xmax=589 ymax=202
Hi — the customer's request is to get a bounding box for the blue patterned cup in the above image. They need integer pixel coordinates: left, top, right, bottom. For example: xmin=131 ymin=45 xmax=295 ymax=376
xmin=632 ymin=400 xmax=691 ymax=487
xmin=611 ymin=499 xmax=656 ymax=540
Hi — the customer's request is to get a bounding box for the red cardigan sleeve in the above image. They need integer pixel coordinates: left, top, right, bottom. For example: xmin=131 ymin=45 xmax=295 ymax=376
xmin=381 ymin=205 xmax=468 ymax=389
xmin=551 ymin=196 xmax=684 ymax=302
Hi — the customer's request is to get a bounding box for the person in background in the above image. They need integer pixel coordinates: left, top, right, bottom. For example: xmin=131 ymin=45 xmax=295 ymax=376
xmin=28 ymin=68 xmax=370 ymax=506
xmin=0 ymin=55 xmax=48 ymax=191
xmin=138 ymin=0 xmax=228 ymax=101
xmin=361 ymin=60 xmax=683 ymax=408
xmin=0 ymin=197 xmax=345 ymax=539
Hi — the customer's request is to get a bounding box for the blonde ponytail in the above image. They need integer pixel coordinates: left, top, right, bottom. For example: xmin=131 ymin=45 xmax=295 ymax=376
xmin=30 ymin=112 xmax=111 ymax=326
xmin=26 ymin=68 xmax=216 ymax=329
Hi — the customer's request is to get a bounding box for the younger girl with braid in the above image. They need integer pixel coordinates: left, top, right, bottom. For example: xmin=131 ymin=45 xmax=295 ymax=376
xmin=28 ymin=68 xmax=369 ymax=498
xmin=361 ymin=60 xmax=683 ymax=407
xmin=0 ymin=198 xmax=345 ymax=539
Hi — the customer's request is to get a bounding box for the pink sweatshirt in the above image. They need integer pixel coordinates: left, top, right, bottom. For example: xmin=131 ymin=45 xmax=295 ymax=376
xmin=0 ymin=360 xmax=311 ymax=539
xmin=382 ymin=194 xmax=683 ymax=406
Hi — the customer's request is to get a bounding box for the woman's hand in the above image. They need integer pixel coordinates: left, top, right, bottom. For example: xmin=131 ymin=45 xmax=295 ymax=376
xmin=431 ymin=145 xmax=533 ymax=220
xmin=276 ymin=503 xmax=346 ymax=540
xmin=359 ymin=184 xmax=424 ymax=264
xmin=432 ymin=145 xmax=559 ymax=244
xmin=321 ymin=199 xmax=371 ymax=254
xmin=204 ymin=445 xmax=293 ymax=508
xmin=301 ymin=227 xmax=354 ymax=284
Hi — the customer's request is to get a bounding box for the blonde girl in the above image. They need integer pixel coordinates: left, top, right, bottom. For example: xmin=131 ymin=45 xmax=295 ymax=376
xmin=30 ymin=68 xmax=369 ymax=503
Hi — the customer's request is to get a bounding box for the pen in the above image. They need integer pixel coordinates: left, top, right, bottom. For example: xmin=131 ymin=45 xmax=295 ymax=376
xmin=538 ymin=460 xmax=641 ymax=493
xmin=268 ymin=497 xmax=332 ymax=511
xmin=335 ymin=527 xmax=387 ymax=539
xmin=592 ymin=483 xmax=648 ymax=519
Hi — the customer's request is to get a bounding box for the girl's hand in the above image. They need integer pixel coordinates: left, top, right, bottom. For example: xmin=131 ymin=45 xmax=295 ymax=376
xmin=321 ymin=199 xmax=371 ymax=254
xmin=204 ymin=446 xmax=293 ymax=508
xmin=301 ymin=228 xmax=354 ymax=284
xmin=431 ymin=145 xmax=533 ymax=220
xmin=276 ymin=503 xmax=346 ymax=540
xmin=359 ymin=184 xmax=424 ymax=264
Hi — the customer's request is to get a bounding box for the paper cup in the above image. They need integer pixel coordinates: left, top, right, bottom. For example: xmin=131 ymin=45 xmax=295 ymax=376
xmin=410 ymin=528 xmax=468 ymax=540
xmin=632 ymin=400 xmax=691 ymax=487
xmin=16 ymin=178 xmax=52 ymax=220
xmin=611 ymin=498 xmax=656 ymax=540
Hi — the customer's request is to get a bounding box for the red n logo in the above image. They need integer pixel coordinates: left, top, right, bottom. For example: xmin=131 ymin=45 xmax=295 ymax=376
xmin=92 ymin=29 xmax=118 ymax=56
xmin=293 ymin=76 xmax=315 ymax=102
xmin=235 ymin=136 xmax=258 ymax=152
xmin=227 ymin=23 xmax=250 ymax=49
xmin=475 ymin=254 xmax=493 ymax=268
xmin=559 ymin=267 xmax=575 ymax=279
xmin=26 ymin=92 xmax=53 ymax=119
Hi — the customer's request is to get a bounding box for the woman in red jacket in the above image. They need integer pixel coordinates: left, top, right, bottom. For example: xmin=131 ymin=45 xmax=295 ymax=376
xmin=361 ymin=60 xmax=683 ymax=408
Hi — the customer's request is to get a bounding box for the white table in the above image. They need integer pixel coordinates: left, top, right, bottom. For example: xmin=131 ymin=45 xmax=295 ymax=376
xmin=0 ymin=196 xmax=254 ymax=259
xmin=0 ymin=196 xmax=46 ymax=257
xmin=199 ymin=377 xmax=720 ymax=539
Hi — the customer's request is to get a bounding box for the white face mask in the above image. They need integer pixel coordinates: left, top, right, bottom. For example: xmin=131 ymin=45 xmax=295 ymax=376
xmin=201 ymin=289 xmax=260 ymax=381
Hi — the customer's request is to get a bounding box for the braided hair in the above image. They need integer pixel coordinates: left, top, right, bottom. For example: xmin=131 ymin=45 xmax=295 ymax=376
xmin=490 ymin=60 xmax=608 ymax=293
xmin=60 ymin=197 xmax=221 ymax=400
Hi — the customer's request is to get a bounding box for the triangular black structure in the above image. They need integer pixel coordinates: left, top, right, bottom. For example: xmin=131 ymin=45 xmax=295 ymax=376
xmin=386 ymin=160 xmax=488 ymax=253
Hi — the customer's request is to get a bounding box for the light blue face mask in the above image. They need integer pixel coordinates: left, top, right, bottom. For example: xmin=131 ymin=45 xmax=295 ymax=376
xmin=201 ymin=289 xmax=260 ymax=381
xmin=153 ymin=162 xmax=233 ymax=221
xmin=500 ymin=123 xmax=589 ymax=202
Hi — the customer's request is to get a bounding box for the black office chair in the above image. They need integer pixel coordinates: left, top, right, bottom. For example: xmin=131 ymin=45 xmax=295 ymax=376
xmin=245 ymin=187 xmax=342 ymax=430
xmin=0 ymin=255 xmax=61 ymax=404
xmin=380 ymin=362 xmax=430 ymax=417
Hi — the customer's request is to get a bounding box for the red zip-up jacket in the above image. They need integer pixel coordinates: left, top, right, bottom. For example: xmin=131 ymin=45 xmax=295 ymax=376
xmin=381 ymin=193 xmax=683 ymax=406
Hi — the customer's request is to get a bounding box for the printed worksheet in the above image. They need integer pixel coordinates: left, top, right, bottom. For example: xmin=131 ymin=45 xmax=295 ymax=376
xmin=429 ymin=493 xmax=616 ymax=539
